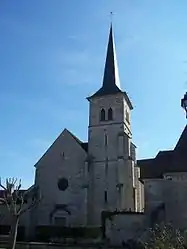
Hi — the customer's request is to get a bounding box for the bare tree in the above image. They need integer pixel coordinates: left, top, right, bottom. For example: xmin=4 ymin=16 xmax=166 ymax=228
xmin=0 ymin=178 xmax=40 ymax=249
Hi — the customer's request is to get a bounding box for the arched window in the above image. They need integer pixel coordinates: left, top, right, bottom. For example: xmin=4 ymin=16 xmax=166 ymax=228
xmin=108 ymin=108 xmax=113 ymax=120
xmin=104 ymin=191 xmax=108 ymax=203
xmin=100 ymin=109 xmax=105 ymax=121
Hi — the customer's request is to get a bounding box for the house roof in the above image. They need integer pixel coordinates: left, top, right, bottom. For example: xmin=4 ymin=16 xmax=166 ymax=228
xmin=138 ymin=125 xmax=187 ymax=179
xmin=34 ymin=129 xmax=88 ymax=168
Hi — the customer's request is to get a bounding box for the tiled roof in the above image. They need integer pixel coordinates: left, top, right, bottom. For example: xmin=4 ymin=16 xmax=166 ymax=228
xmin=138 ymin=158 xmax=155 ymax=179
xmin=138 ymin=125 xmax=187 ymax=179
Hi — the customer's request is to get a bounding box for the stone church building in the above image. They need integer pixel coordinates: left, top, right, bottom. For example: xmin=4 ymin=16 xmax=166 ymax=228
xmin=31 ymin=24 xmax=144 ymax=228
xmin=1 ymin=25 xmax=187 ymax=245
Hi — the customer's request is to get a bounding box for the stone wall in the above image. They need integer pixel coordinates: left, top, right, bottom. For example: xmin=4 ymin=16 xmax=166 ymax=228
xmin=164 ymin=180 xmax=187 ymax=230
xmin=143 ymin=174 xmax=187 ymax=230
xmin=87 ymin=94 xmax=135 ymax=226
xmin=35 ymin=129 xmax=88 ymax=227
xmin=105 ymin=212 xmax=145 ymax=246
xmin=144 ymin=179 xmax=164 ymax=215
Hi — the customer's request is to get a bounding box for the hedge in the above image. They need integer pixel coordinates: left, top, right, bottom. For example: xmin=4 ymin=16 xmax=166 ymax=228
xmin=35 ymin=226 xmax=101 ymax=241
xmin=0 ymin=225 xmax=25 ymax=241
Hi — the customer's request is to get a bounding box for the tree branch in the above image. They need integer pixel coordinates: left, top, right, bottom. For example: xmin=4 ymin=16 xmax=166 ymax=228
xmin=0 ymin=178 xmax=7 ymax=190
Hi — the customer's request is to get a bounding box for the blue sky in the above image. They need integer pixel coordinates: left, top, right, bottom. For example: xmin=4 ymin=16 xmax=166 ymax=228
xmin=1 ymin=0 xmax=187 ymax=188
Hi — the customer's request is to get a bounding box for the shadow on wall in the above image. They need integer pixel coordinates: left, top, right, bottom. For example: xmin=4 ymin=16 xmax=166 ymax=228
xmin=150 ymin=203 xmax=165 ymax=227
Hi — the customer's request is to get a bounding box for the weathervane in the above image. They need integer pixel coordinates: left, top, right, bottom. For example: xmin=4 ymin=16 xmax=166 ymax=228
xmin=110 ymin=11 xmax=113 ymax=23
xmin=181 ymin=60 xmax=187 ymax=118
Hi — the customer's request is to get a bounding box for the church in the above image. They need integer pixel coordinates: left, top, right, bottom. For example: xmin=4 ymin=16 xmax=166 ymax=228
xmin=1 ymin=24 xmax=187 ymax=245
xmin=31 ymin=24 xmax=144 ymax=228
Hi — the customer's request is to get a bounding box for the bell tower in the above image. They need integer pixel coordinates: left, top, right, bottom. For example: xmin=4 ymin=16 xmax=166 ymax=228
xmin=86 ymin=25 xmax=139 ymax=226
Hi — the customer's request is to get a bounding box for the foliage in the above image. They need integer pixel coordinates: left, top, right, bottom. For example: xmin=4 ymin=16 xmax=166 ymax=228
xmin=142 ymin=223 xmax=185 ymax=249
xmin=121 ymin=223 xmax=185 ymax=249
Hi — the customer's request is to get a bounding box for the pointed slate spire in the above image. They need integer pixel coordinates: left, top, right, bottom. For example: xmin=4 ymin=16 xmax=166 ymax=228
xmin=88 ymin=24 xmax=123 ymax=98
xmin=102 ymin=24 xmax=121 ymax=90
xmin=87 ymin=24 xmax=133 ymax=109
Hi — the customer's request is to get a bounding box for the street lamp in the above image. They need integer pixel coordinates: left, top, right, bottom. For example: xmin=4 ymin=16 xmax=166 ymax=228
xmin=181 ymin=92 xmax=187 ymax=118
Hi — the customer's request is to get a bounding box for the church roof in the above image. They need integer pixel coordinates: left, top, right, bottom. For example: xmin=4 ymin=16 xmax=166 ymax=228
xmin=81 ymin=142 xmax=88 ymax=152
xmin=68 ymin=130 xmax=88 ymax=152
xmin=34 ymin=129 xmax=88 ymax=168
xmin=87 ymin=25 xmax=133 ymax=109
xmin=90 ymin=24 xmax=122 ymax=98
xmin=138 ymin=125 xmax=187 ymax=179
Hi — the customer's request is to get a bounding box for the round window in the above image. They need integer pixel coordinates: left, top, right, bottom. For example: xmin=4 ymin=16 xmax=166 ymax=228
xmin=58 ymin=178 xmax=68 ymax=191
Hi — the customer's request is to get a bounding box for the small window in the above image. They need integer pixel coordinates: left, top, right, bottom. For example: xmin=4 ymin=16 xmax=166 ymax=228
xmin=60 ymin=152 xmax=65 ymax=160
xmin=133 ymin=187 xmax=136 ymax=209
xmin=118 ymin=185 xmax=122 ymax=208
xmin=100 ymin=109 xmax=105 ymax=121
xmin=108 ymin=108 xmax=113 ymax=120
xmin=104 ymin=191 xmax=108 ymax=203
xmin=104 ymin=134 xmax=108 ymax=146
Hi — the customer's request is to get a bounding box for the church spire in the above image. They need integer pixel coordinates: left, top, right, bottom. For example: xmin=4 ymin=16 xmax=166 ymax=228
xmin=102 ymin=23 xmax=121 ymax=90
xmin=88 ymin=24 xmax=122 ymax=99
